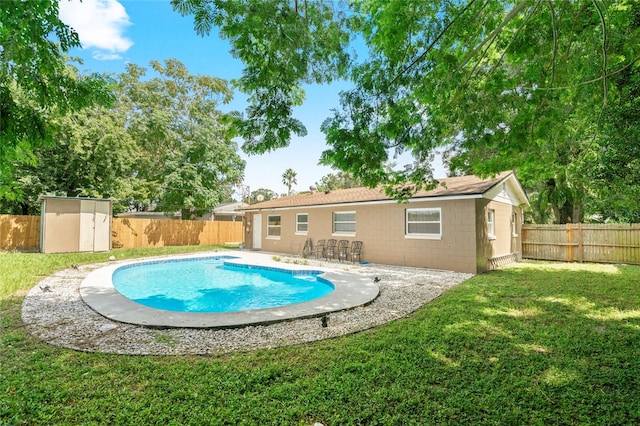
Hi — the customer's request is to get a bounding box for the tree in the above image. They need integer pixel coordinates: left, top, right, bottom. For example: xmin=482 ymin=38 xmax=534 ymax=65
xmin=174 ymin=1 xmax=640 ymax=222
xmin=320 ymin=0 xmax=640 ymax=220
xmin=171 ymin=0 xmax=350 ymax=153
xmin=0 ymin=1 xmax=113 ymax=199
xmin=282 ymin=168 xmax=297 ymax=195
xmin=250 ymin=188 xmax=278 ymax=204
xmin=117 ymin=59 xmax=245 ymax=219
xmin=315 ymin=171 xmax=363 ymax=191
xmin=1 ymin=59 xmax=246 ymax=218
xmin=0 ymin=102 xmax=139 ymax=215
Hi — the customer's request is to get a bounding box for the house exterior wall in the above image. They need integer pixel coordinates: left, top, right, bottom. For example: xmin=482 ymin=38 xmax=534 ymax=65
xmin=248 ymin=198 xmax=482 ymax=274
xmin=475 ymin=199 xmax=524 ymax=272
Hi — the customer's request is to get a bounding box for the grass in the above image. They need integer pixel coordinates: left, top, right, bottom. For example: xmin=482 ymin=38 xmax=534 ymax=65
xmin=1 ymin=249 xmax=640 ymax=425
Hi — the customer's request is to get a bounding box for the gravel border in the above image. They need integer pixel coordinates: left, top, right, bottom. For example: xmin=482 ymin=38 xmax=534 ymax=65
xmin=21 ymin=251 xmax=473 ymax=355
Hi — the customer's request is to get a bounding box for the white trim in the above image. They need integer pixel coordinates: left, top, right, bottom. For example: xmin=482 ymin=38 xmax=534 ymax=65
xmin=405 ymin=234 xmax=442 ymax=240
xmin=333 ymin=211 xmax=356 ymax=234
xmin=267 ymin=214 xmax=281 ymax=239
xmin=241 ymin=194 xmax=485 ymax=212
xmin=487 ymin=209 xmax=496 ymax=239
xmin=295 ymin=213 xmax=309 ymax=235
xmin=405 ymin=207 xmax=442 ymax=238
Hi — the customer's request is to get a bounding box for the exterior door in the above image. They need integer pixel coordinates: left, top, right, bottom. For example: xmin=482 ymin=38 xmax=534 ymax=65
xmin=252 ymin=214 xmax=262 ymax=250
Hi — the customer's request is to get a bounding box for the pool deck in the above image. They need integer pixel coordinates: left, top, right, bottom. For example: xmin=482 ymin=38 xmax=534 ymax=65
xmin=80 ymin=252 xmax=379 ymax=328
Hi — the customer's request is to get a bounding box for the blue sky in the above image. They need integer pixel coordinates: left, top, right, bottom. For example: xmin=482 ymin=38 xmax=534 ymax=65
xmin=58 ymin=0 xmax=445 ymax=196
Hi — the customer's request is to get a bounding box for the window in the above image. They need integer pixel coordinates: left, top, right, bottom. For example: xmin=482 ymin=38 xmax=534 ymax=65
xmin=296 ymin=213 xmax=308 ymax=234
xmin=487 ymin=209 xmax=495 ymax=239
xmin=333 ymin=211 xmax=356 ymax=235
xmin=406 ymin=208 xmax=442 ymax=239
xmin=267 ymin=215 xmax=281 ymax=238
xmin=511 ymin=212 xmax=518 ymax=236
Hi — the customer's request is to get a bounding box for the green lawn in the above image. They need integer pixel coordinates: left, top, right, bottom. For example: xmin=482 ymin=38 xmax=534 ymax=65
xmin=2 ymin=248 xmax=639 ymax=425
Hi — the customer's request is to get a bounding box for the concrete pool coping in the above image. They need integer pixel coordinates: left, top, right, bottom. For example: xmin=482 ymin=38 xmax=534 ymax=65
xmin=80 ymin=252 xmax=379 ymax=328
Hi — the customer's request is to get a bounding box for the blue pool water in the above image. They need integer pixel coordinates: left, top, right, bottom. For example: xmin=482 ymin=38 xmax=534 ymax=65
xmin=112 ymin=257 xmax=334 ymax=313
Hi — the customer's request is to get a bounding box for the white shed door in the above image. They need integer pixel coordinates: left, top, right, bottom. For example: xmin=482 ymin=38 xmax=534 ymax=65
xmin=93 ymin=201 xmax=111 ymax=251
xmin=79 ymin=200 xmax=96 ymax=252
xmin=252 ymin=214 xmax=262 ymax=250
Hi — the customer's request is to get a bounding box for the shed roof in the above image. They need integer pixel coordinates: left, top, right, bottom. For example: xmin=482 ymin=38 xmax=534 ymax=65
xmin=242 ymin=171 xmax=527 ymax=211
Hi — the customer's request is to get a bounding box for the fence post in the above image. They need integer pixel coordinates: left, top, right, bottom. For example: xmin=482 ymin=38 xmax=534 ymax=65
xmin=578 ymin=223 xmax=583 ymax=263
xmin=566 ymin=223 xmax=574 ymax=262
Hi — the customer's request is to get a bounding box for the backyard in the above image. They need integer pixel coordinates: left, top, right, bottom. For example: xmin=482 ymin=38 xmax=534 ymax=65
xmin=1 ymin=246 xmax=639 ymax=424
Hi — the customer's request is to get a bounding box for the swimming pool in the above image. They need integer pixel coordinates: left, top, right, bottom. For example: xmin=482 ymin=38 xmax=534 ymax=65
xmin=112 ymin=256 xmax=334 ymax=313
xmin=80 ymin=252 xmax=380 ymax=328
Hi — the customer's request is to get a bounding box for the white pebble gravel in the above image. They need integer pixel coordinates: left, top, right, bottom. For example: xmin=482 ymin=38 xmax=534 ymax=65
xmin=21 ymin=252 xmax=472 ymax=355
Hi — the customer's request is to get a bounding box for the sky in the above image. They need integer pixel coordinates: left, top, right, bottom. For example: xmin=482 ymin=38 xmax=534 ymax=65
xmin=58 ymin=0 xmax=445 ymax=197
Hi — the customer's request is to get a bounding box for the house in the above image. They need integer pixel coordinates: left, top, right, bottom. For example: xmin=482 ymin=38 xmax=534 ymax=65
xmin=116 ymin=202 xmax=247 ymax=221
xmin=240 ymin=171 xmax=529 ymax=274
xmin=199 ymin=202 xmax=248 ymax=222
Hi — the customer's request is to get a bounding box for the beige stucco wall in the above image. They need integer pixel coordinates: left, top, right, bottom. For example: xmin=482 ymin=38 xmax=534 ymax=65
xmin=475 ymin=199 xmax=524 ymax=272
xmin=247 ymin=198 xmax=484 ymax=274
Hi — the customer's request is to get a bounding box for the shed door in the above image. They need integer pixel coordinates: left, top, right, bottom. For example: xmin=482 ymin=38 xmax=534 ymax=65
xmin=79 ymin=200 xmax=96 ymax=252
xmin=93 ymin=201 xmax=111 ymax=251
xmin=252 ymin=214 xmax=262 ymax=250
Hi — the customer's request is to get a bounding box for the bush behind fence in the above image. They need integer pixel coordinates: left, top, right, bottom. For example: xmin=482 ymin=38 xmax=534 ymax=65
xmin=0 ymin=215 xmax=244 ymax=252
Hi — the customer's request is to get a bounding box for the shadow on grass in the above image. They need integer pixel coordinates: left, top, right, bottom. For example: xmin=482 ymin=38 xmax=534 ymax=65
xmin=1 ymin=261 xmax=639 ymax=425
xmin=331 ymin=262 xmax=640 ymax=424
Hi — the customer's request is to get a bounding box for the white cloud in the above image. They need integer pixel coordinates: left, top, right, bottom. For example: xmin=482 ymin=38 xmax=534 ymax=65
xmin=59 ymin=0 xmax=133 ymax=59
xmin=92 ymin=52 xmax=123 ymax=61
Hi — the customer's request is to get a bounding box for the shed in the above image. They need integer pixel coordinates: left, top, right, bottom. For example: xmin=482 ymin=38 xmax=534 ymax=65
xmin=38 ymin=196 xmax=112 ymax=253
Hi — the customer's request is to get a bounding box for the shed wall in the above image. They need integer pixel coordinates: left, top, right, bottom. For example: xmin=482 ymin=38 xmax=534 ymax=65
xmin=42 ymin=199 xmax=81 ymax=253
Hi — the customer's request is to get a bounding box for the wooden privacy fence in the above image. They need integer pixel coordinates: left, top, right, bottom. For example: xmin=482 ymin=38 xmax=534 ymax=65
xmin=0 ymin=215 xmax=40 ymax=251
xmin=522 ymin=223 xmax=640 ymax=265
xmin=111 ymin=218 xmax=244 ymax=249
xmin=1 ymin=215 xmax=244 ymax=251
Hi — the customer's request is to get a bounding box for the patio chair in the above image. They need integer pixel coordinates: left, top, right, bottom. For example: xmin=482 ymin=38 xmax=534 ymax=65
xmin=312 ymin=239 xmax=326 ymax=259
xmin=325 ymin=239 xmax=338 ymax=260
xmin=337 ymin=240 xmax=350 ymax=262
xmin=349 ymin=241 xmax=363 ymax=263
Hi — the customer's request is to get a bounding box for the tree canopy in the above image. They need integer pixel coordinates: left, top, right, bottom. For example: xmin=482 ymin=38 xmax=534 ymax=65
xmin=1 ymin=59 xmax=245 ymax=218
xmin=176 ymin=0 xmax=640 ymax=223
xmin=0 ymin=0 xmax=113 ymax=199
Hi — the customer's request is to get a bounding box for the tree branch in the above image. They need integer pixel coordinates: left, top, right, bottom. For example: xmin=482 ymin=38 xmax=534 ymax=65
xmin=389 ymin=0 xmax=480 ymax=87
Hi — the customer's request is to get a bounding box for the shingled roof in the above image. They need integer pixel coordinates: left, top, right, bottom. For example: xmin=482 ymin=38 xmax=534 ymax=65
xmin=242 ymin=171 xmax=519 ymax=210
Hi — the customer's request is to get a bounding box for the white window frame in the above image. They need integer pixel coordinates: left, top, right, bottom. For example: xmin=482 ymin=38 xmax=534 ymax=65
xmin=487 ymin=209 xmax=496 ymax=239
xmin=267 ymin=215 xmax=281 ymax=239
xmin=332 ymin=211 xmax=356 ymax=236
xmin=511 ymin=212 xmax=518 ymax=237
xmin=296 ymin=213 xmax=309 ymax=235
xmin=405 ymin=207 xmax=442 ymax=240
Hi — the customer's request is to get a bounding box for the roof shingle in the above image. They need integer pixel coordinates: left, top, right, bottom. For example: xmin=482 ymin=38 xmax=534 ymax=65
xmin=242 ymin=171 xmax=515 ymax=210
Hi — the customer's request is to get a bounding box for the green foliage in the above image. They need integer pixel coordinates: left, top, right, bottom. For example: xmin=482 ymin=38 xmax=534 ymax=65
xmin=2 ymin=253 xmax=640 ymax=423
xmin=172 ymin=0 xmax=351 ymax=153
xmin=315 ymin=170 xmax=363 ymax=191
xmin=174 ymin=0 xmax=640 ymax=223
xmin=0 ymin=1 xmax=114 ymax=198
xmin=249 ymin=188 xmax=278 ymax=204
xmin=1 ymin=59 xmax=245 ymax=217
xmin=118 ymin=59 xmax=245 ymax=218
